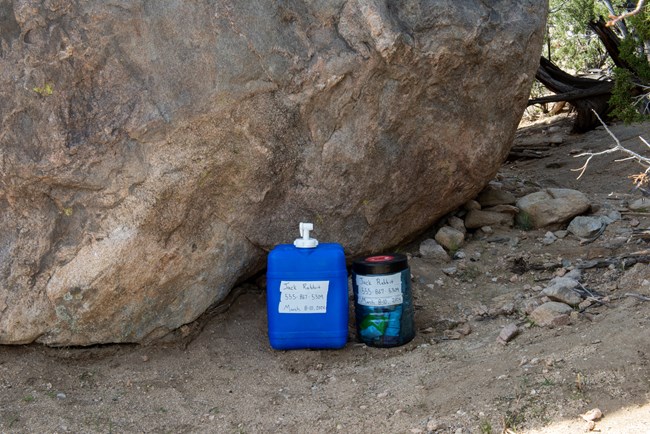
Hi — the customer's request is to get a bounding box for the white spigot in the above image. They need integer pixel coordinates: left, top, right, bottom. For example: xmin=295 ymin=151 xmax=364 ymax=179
xmin=293 ymin=222 xmax=319 ymax=248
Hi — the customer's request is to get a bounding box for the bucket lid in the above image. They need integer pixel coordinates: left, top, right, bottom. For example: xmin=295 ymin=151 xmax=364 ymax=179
xmin=352 ymin=253 xmax=408 ymax=275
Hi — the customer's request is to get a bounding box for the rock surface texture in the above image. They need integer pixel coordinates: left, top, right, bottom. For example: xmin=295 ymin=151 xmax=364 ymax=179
xmin=0 ymin=1 xmax=547 ymax=345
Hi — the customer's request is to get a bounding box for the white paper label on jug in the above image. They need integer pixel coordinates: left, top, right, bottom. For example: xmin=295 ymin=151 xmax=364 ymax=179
xmin=356 ymin=272 xmax=403 ymax=307
xmin=279 ymin=281 xmax=329 ymax=314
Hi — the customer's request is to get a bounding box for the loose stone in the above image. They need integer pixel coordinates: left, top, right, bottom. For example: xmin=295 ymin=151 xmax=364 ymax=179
xmin=516 ymin=188 xmax=590 ymax=228
xmin=567 ymin=216 xmax=606 ymax=240
xmin=419 ymin=239 xmax=450 ymax=262
xmin=530 ymin=302 xmax=573 ymax=327
xmin=435 ymin=226 xmax=465 ymax=252
xmin=497 ymin=323 xmax=520 ymax=344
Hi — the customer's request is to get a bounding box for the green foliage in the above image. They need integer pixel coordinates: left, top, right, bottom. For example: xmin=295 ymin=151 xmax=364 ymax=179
xmin=515 ymin=211 xmax=533 ymax=231
xmin=546 ymin=0 xmax=610 ymax=72
xmin=618 ymin=8 xmax=650 ymax=78
xmin=609 ymin=67 xmax=647 ymax=122
xmin=608 ymin=7 xmax=650 ymax=123
xmin=33 ymin=83 xmax=53 ymax=96
xmin=479 ymin=419 xmax=493 ymax=434
xmin=546 ymin=1 xmax=650 ymax=123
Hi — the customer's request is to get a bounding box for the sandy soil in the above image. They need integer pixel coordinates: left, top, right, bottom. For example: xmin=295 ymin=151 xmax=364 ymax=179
xmin=1 ymin=114 xmax=650 ymax=434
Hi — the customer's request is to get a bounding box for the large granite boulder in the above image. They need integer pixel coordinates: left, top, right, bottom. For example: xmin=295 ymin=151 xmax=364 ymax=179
xmin=0 ymin=0 xmax=547 ymax=345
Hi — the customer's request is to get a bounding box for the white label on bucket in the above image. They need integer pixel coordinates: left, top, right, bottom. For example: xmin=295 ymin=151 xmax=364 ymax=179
xmin=356 ymin=272 xmax=403 ymax=307
xmin=279 ymin=281 xmax=329 ymax=314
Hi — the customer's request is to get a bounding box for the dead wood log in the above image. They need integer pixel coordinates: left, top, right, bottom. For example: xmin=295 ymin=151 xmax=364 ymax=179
xmin=530 ymin=57 xmax=613 ymax=133
xmin=529 ymin=16 xmax=647 ymax=133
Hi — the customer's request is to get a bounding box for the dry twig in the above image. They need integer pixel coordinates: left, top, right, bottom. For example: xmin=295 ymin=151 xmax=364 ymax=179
xmin=624 ymin=292 xmax=650 ymax=302
xmin=607 ymin=0 xmax=646 ymax=27
xmin=573 ymin=110 xmax=650 ymax=180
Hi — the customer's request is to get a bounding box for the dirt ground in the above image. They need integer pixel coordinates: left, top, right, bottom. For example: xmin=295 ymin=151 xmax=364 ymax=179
xmin=1 ymin=113 xmax=650 ymax=434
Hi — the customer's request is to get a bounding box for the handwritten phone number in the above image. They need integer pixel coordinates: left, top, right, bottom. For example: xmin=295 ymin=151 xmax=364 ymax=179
xmin=358 ymin=286 xmax=401 ymax=296
xmin=281 ymin=293 xmax=326 ymax=301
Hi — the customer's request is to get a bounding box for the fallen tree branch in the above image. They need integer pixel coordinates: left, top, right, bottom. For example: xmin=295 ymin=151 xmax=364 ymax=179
xmin=623 ymin=292 xmax=650 ymax=301
xmin=527 ymin=82 xmax=614 ymax=105
xmin=575 ymin=254 xmax=650 ymax=269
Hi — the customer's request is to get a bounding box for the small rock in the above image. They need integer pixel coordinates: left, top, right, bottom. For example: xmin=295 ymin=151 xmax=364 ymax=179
xmin=419 ymin=239 xmax=450 ymax=262
xmin=578 ymin=300 xmax=592 ymax=310
xmin=463 ymin=199 xmax=481 ymax=211
xmin=542 ymin=277 xmax=583 ymax=306
xmin=629 ymin=197 xmax=650 ymax=211
xmin=499 ymin=302 xmax=515 ymax=315
xmin=522 ymin=298 xmax=541 ymax=315
xmin=435 ymin=226 xmax=465 ymax=252
xmin=448 ymin=215 xmax=466 ymax=233
xmin=456 ymin=323 xmax=472 ymax=336
xmin=481 ymin=225 xmax=494 ymax=234
xmin=567 ymin=216 xmax=606 ymax=240
xmin=426 ymin=419 xmax=441 ymax=431
xmin=465 ymin=209 xmax=514 ymax=229
xmin=453 ymin=250 xmax=466 ymax=260
xmin=497 ymin=323 xmax=520 ymax=344
xmin=542 ymin=231 xmax=557 ymax=245
xmin=516 ymin=188 xmax=590 ymax=228
xmin=377 ymin=390 xmax=389 ymax=399
xmin=554 ymin=229 xmax=568 ymax=239
xmin=474 ymin=304 xmax=489 ymax=316
xmin=581 ymin=408 xmax=603 ymax=422
xmin=585 ymin=420 xmax=596 ymax=431
xmin=630 ymin=218 xmax=640 ymax=227
xmin=530 ymin=302 xmax=573 ymax=327
xmin=56 ymin=392 xmax=66 ymax=400
xmin=442 ymin=267 xmax=458 ymax=275
xmin=564 ymin=268 xmax=582 ymax=280
xmin=601 ymin=209 xmax=622 ymax=224
xmin=477 ymin=185 xmax=516 ymax=207
xmin=444 ymin=329 xmax=462 ymax=340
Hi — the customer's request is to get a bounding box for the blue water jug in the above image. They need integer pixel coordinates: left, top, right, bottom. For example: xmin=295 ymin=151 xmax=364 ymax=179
xmin=266 ymin=223 xmax=348 ymax=350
